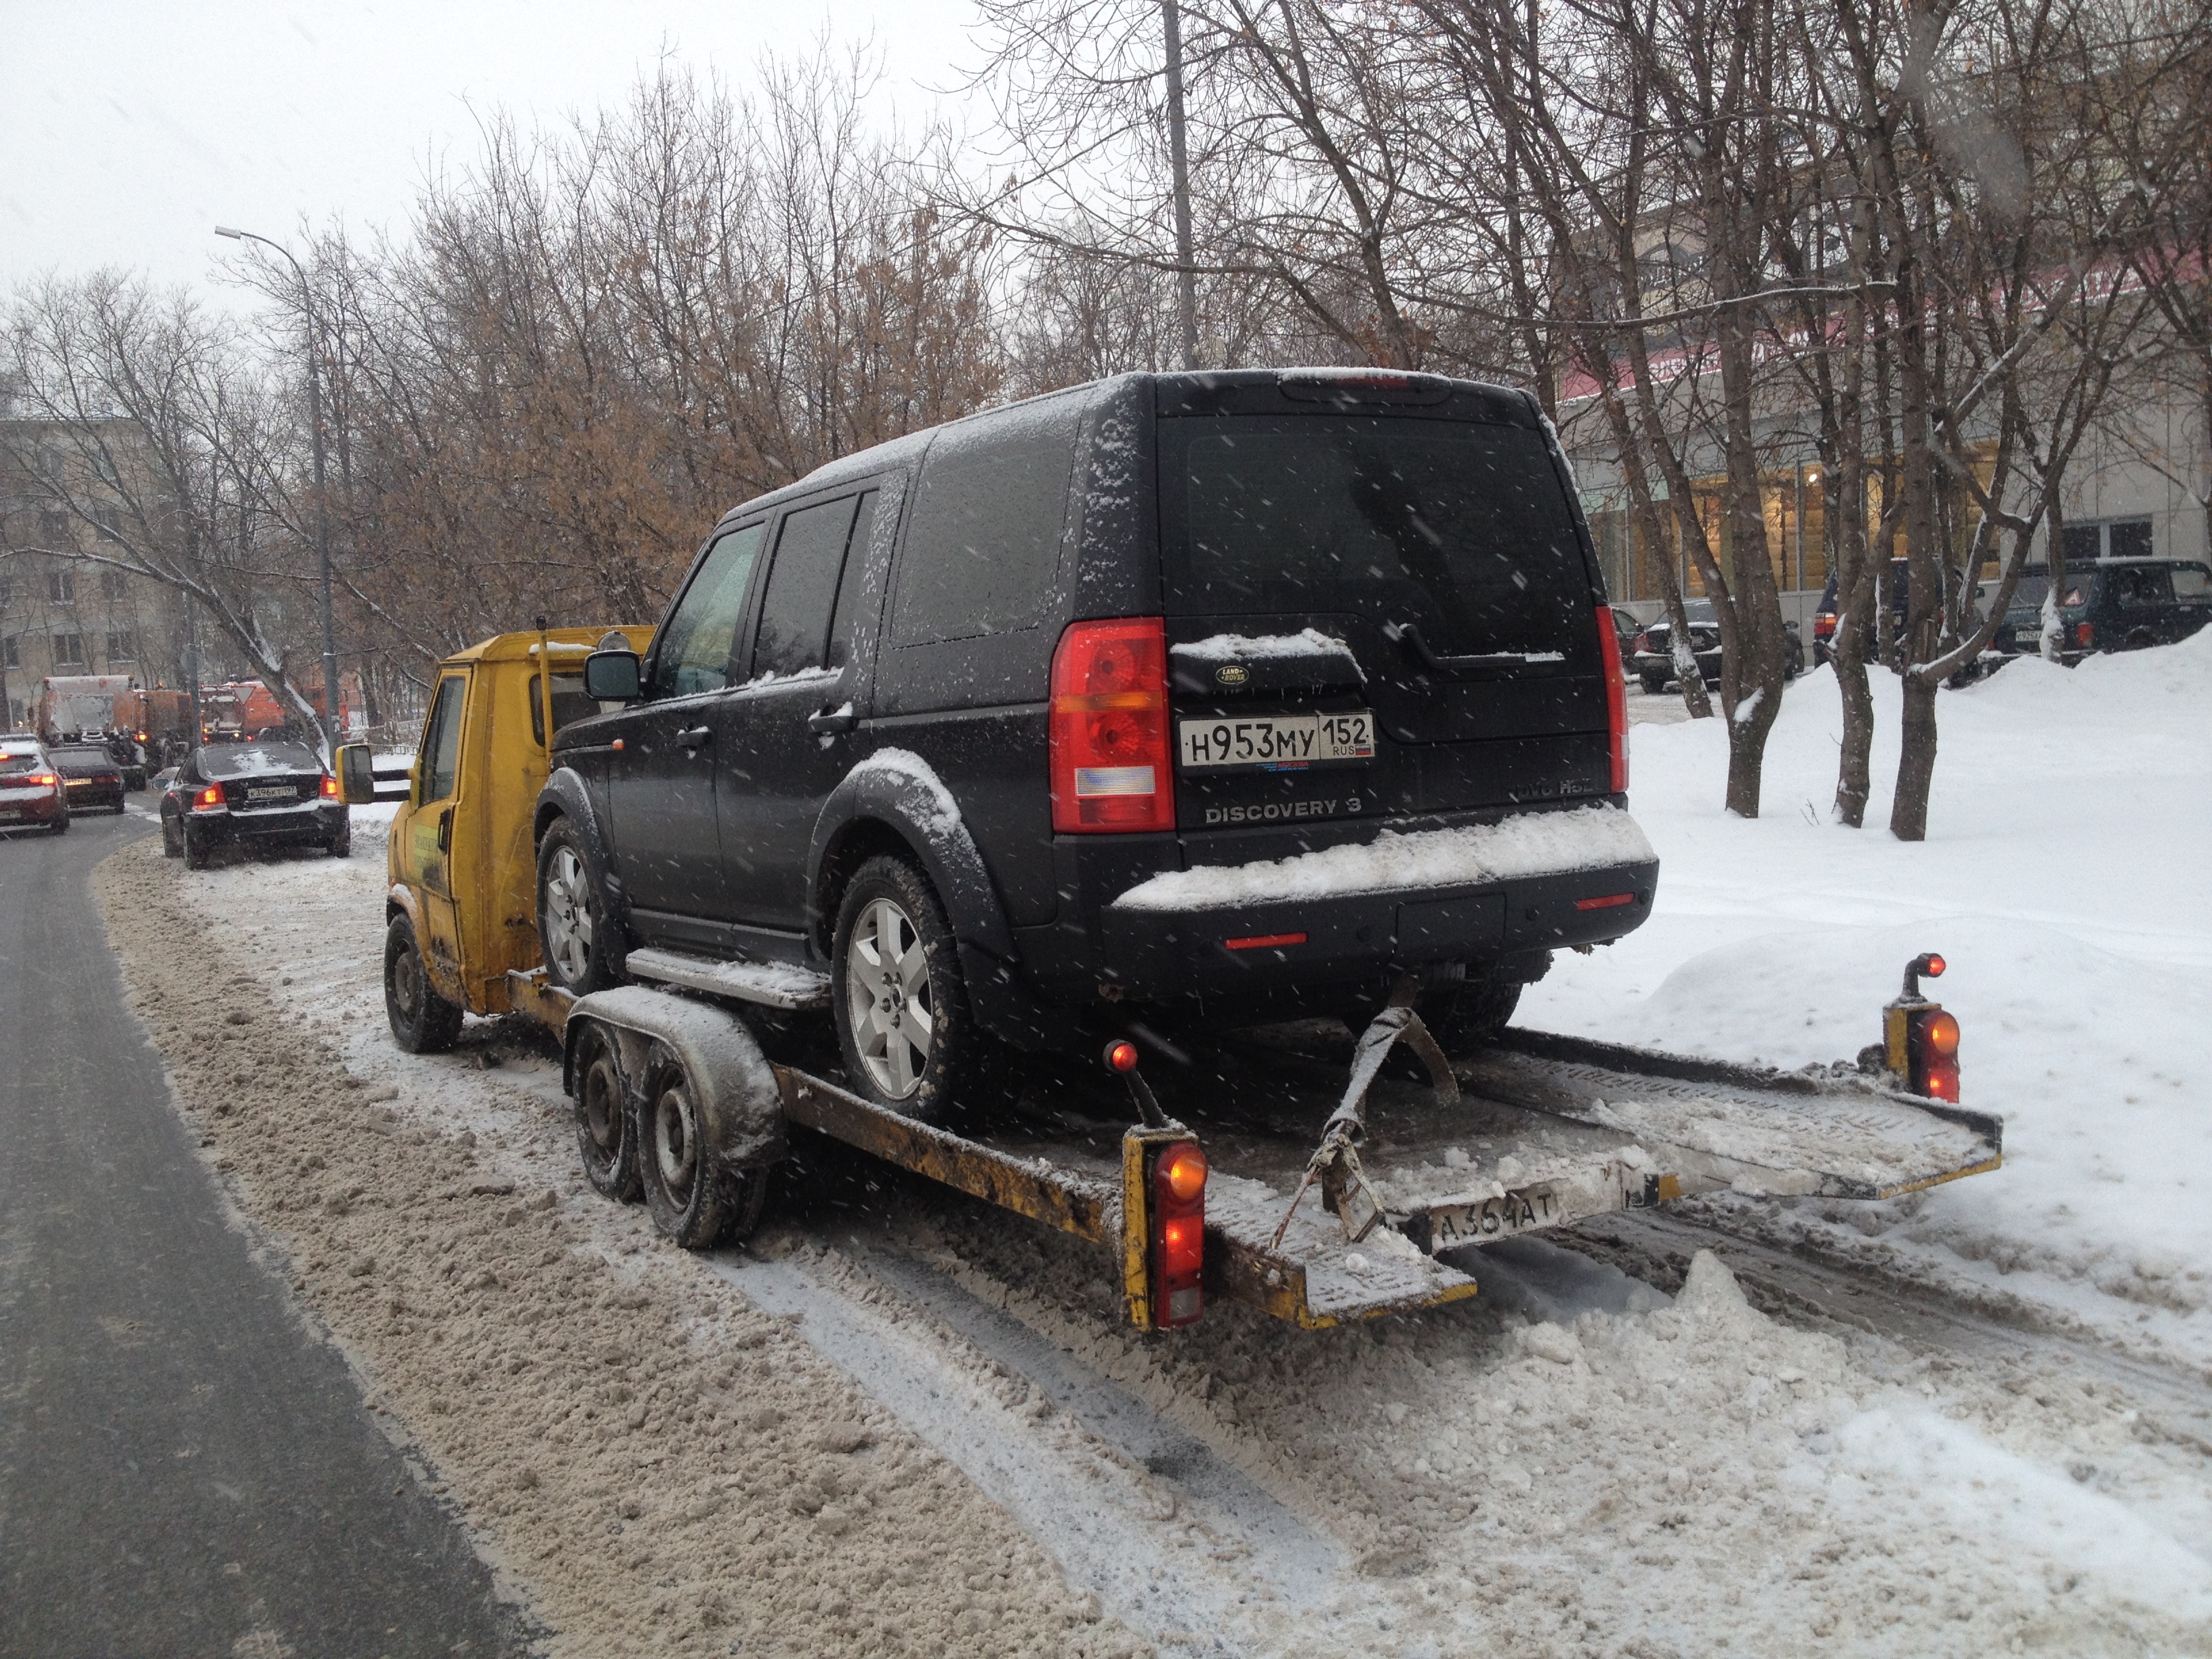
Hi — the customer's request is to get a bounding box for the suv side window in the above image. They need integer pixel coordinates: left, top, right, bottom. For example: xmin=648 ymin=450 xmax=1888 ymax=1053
xmin=890 ymin=413 xmax=1076 ymax=644
xmin=753 ymin=496 xmax=860 ymax=679
xmin=2111 ymin=567 xmax=2173 ymax=609
xmin=654 ymin=524 xmax=765 ymax=696
xmin=827 ymin=493 xmax=878 ymax=670
xmin=421 ymin=674 xmax=466 ymax=803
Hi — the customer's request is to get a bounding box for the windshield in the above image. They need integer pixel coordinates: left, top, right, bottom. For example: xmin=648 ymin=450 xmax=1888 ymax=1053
xmin=1161 ymin=416 xmax=1591 ymax=655
xmin=197 ymin=742 xmax=322 ymax=779
xmin=2007 ymin=573 xmax=2086 ymax=614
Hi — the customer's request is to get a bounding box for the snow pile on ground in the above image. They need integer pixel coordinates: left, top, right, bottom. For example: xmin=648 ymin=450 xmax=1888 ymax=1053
xmin=1528 ymin=634 xmax=2212 ymax=1364
xmin=1115 ymin=806 xmax=1654 ymax=912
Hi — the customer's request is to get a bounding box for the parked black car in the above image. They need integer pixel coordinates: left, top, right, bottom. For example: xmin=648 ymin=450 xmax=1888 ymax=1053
xmin=1628 ymin=600 xmax=1801 ymax=693
xmin=49 ymin=743 xmax=127 ymax=814
xmin=159 ymin=740 xmax=350 ymax=867
xmin=1993 ymin=559 xmax=2212 ymax=663
xmin=0 ymin=736 xmax=68 ymax=835
xmin=534 ymin=369 xmax=1658 ymax=1122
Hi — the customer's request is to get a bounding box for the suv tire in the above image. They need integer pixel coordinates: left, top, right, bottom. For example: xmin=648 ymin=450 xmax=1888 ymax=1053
xmin=1421 ymin=976 xmax=1523 ymax=1059
xmin=384 ymin=912 xmax=464 ymax=1054
xmin=537 ymin=818 xmax=620 ymax=994
xmin=832 ymin=855 xmax=990 ymax=1123
xmin=638 ymin=1044 xmax=768 ymax=1248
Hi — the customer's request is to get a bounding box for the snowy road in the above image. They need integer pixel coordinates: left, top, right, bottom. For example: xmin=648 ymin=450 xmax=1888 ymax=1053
xmin=0 ymin=811 xmax=522 ymax=1659
xmin=96 ymin=750 xmax=2212 ymax=1658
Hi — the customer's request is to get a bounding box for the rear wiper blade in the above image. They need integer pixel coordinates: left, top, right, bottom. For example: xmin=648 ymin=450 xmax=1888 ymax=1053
xmin=1385 ymin=621 xmax=1567 ymax=677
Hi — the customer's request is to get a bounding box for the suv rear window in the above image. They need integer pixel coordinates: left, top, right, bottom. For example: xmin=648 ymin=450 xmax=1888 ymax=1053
xmin=0 ymin=751 xmax=43 ymax=776
xmin=1160 ymin=416 xmax=1591 ymax=653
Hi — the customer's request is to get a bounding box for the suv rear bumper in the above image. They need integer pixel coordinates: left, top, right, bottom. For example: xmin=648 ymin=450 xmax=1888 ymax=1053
xmin=1092 ymin=861 xmax=1656 ymax=998
xmin=1015 ymin=801 xmax=1658 ymax=1005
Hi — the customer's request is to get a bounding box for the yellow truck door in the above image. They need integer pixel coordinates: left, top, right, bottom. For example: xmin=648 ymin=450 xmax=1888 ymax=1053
xmin=396 ymin=670 xmax=473 ymax=1000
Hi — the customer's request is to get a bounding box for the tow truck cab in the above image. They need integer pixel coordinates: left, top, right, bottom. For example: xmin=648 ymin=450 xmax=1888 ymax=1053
xmin=335 ymin=627 xmax=652 ymax=1015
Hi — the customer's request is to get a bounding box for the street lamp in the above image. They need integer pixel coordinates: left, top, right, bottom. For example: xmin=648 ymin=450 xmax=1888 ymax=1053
xmin=213 ymin=224 xmax=337 ymax=752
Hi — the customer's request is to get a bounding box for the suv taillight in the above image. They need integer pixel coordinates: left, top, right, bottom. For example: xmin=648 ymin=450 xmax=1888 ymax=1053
xmin=1595 ymin=605 xmax=1628 ymax=794
xmin=2074 ymin=621 xmax=2094 ymax=649
xmin=1050 ymin=617 xmax=1174 ymax=834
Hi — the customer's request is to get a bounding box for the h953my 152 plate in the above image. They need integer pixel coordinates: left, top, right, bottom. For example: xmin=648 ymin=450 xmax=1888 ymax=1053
xmin=1179 ymin=711 xmax=1374 ymax=771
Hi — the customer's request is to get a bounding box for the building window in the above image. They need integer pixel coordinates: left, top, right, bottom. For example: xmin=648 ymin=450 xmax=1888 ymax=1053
xmin=39 ymin=510 xmax=68 ymax=546
xmin=54 ymin=632 xmax=85 ymax=667
xmin=94 ymin=506 xmax=122 ymax=542
xmin=106 ymin=631 xmax=136 ymax=663
xmin=1 ymin=636 xmax=18 ymax=670
xmin=101 ymin=569 xmax=127 ymax=600
xmin=48 ymin=570 xmax=76 ymax=605
xmin=2062 ymin=518 xmax=2152 ymax=563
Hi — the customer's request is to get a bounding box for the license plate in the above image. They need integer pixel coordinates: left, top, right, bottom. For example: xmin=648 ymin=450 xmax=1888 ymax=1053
xmin=1178 ymin=711 xmax=1374 ymax=771
xmin=247 ymin=785 xmax=295 ymax=802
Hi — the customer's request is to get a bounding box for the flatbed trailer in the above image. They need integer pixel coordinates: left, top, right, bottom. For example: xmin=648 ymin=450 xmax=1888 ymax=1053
xmin=514 ymin=956 xmax=2001 ymax=1332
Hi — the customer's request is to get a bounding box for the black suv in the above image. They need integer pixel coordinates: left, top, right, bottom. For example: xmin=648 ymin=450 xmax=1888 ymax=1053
xmin=1993 ymin=559 xmax=2212 ymax=662
xmin=536 ymin=371 xmax=1658 ymax=1119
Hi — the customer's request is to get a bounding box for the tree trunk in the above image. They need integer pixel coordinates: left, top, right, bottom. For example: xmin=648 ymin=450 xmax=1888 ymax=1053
xmin=1890 ymin=668 xmax=1939 ymax=842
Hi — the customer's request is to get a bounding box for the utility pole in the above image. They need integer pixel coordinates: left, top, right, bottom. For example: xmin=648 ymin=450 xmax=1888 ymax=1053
xmin=1162 ymin=0 xmax=1200 ymax=371
xmin=214 ymin=226 xmax=337 ymax=754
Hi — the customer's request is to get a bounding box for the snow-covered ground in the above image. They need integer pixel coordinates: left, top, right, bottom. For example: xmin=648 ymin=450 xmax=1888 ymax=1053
xmin=134 ymin=645 xmax=2212 ymax=1656
xmin=1531 ymin=633 xmax=2212 ymax=1372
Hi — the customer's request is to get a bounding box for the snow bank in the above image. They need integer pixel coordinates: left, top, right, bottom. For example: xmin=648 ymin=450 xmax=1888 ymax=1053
xmin=1525 ymin=630 xmax=2212 ymax=1356
xmin=1112 ymin=805 xmax=1654 ymax=912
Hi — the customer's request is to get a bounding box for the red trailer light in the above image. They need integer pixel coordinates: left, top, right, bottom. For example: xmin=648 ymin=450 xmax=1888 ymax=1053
xmin=1050 ymin=618 xmax=1173 ymax=834
xmin=1151 ymin=1139 xmax=1207 ymax=1326
xmin=1104 ymin=1038 xmax=1140 ymax=1073
xmin=1909 ymin=1008 xmax=1961 ymax=1101
xmin=1595 ymin=605 xmax=1629 ymax=792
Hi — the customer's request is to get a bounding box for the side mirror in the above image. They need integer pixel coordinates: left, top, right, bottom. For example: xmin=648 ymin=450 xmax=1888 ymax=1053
xmin=333 ymin=743 xmax=378 ymax=806
xmin=583 ymin=649 xmax=642 ymax=703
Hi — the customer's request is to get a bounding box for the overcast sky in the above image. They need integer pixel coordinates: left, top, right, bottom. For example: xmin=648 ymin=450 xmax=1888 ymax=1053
xmin=0 ymin=0 xmax=980 ymax=298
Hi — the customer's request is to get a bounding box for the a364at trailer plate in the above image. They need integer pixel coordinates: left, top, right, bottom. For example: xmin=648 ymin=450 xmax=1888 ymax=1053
xmin=1179 ymin=711 xmax=1374 ymax=771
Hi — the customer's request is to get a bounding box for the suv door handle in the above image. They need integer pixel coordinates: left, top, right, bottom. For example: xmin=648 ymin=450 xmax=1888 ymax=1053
xmin=806 ymin=707 xmax=857 ymax=736
xmin=677 ymin=725 xmax=714 ymax=751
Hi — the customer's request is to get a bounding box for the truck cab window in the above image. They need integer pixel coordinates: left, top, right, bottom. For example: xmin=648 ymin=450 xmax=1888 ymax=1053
xmin=422 ymin=674 xmax=466 ymax=802
xmin=654 ymin=524 xmax=765 ymax=696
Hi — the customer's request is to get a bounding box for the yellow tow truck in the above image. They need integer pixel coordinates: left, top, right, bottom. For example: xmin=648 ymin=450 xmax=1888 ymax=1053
xmin=337 ymin=630 xmax=2001 ymax=1333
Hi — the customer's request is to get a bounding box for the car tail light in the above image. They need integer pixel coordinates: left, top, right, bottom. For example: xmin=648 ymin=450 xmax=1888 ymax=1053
xmin=26 ymin=771 xmax=59 ymax=789
xmin=1596 ymin=606 xmax=1629 ymax=793
xmin=320 ymin=774 xmax=340 ymax=798
xmin=193 ymin=784 xmax=225 ymax=811
xmin=1050 ymin=617 xmax=1173 ymax=834
xmin=2074 ymin=621 xmax=2093 ymax=649
xmin=1151 ymin=1140 xmax=1207 ymax=1326
xmin=1631 ymin=632 xmax=1653 ymax=654
xmin=1814 ymin=613 xmax=1837 ymax=638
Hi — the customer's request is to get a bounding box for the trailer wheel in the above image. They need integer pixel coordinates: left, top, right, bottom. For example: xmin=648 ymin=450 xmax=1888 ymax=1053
xmin=831 ymin=855 xmax=989 ymax=1124
xmin=536 ymin=819 xmax=619 ymax=994
xmin=1420 ymin=976 xmax=1523 ymax=1059
xmin=570 ymin=1020 xmax=640 ymax=1203
xmin=384 ymin=913 xmax=464 ymax=1054
xmin=638 ymin=1048 xmax=766 ymax=1248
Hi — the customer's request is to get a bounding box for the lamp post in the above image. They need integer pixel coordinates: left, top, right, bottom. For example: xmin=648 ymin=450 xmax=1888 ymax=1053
xmin=213 ymin=225 xmax=337 ymax=752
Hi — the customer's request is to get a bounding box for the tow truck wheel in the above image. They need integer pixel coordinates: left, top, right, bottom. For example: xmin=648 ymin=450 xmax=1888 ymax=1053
xmin=384 ymin=914 xmax=464 ymax=1054
xmin=638 ymin=1048 xmax=765 ymax=1248
xmin=1420 ymin=975 xmax=1523 ymax=1059
xmin=536 ymin=819 xmax=619 ymax=994
xmin=831 ymin=855 xmax=988 ymax=1124
xmin=571 ymin=1021 xmax=640 ymax=1202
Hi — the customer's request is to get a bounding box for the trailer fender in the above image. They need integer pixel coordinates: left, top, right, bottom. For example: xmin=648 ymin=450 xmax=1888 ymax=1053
xmin=806 ymin=752 xmax=1017 ymax=964
xmin=565 ymin=986 xmax=786 ymax=1170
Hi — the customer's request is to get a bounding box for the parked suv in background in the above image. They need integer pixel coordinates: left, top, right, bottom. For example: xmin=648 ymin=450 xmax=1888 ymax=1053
xmin=537 ymin=370 xmax=1658 ymax=1120
xmin=1811 ymin=561 xmax=1910 ymax=666
xmin=1993 ymin=559 xmax=2212 ymax=662
xmin=1628 ymin=600 xmax=1801 ymax=693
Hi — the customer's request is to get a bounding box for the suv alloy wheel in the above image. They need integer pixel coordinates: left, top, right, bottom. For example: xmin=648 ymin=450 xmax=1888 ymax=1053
xmin=831 ymin=855 xmax=990 ymax=1123
xmin=536 ymin=819 xmax=619 ymax=994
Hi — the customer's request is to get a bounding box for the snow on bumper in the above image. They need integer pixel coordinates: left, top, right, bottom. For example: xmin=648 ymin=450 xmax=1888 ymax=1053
xmin=1099 ymin=806 xmax=1660 ymax=994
